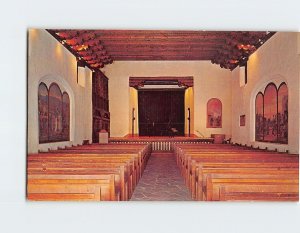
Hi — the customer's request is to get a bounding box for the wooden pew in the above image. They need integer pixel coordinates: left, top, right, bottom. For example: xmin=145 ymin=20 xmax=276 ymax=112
xmin=196 ymin=166 xmax=298 ymax=201
xmin=45 ymin=150 xmax=142 ymax=182
xmin=27 ymin=143 xmax=151 ymax=201
xmin=173 ymin=144 xmax=299 ymax=201
xmin=29 ymin=153 xmax=138 ymax=193
xmin=206 ymin=176 xmax=299 ymax=201
xmin=27 ymin=174 xmax=115 ymax=201
xmin=28 ymin=154 xmax=134 ymax=200
xmin=185 ymin=154 xmax=298 ymax=190
xmin=51 ymin=143 xmax=152 ymax=178
xmin=219 ymin=185 xmax=299 ymax=201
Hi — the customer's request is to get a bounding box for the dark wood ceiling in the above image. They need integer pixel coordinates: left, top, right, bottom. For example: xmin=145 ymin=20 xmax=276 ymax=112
xmin=47 ymin=29 xmax=275 ymax=70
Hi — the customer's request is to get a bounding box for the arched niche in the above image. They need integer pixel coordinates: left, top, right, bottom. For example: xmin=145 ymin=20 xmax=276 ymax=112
xmin=62 ymin=92 xmax=70 ymax=141
xmin=263 ymin=83 xmax=278 ymax=142
xmin=37 ymin=74 xmax=75 ymax=144
xmin=38 ymin=81 xmax=71 ymax=143
xmin=207 ymin=98 xmax=222 ymax=128
xmin=277 ymin=82 xmax=288 ymax=143
xmin=255 ymin=92 xmax=264 ymax=141
xmin=38 ymin=82 xmax=49 ymax=143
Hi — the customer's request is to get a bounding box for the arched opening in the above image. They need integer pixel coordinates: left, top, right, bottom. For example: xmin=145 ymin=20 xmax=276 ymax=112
xmin=254 ymin=82 xmax=288 ymax=144
xmin=207 ymin=98 xmax=222 ymax=128
xmin=263 ymin=83 xmax=278 ymax=142
xmin=255 ymin=92 xmax=264 ymax=141
xmin=277 ymin=82 xmax=288 ymax=143
xmin=38 ymin=82 xmax=49 ymax=143
xmin=38 ymin=82 xmax=70 ymax=143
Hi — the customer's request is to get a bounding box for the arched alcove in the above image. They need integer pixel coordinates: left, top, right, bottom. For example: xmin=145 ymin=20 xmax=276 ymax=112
xmin=207 ymin=98 xmax=222 ymax=128
xmin=250 ymin=76 xmax=288 ymax=145
xmin=37 ymin=74 xmax=75 ymax=144
xmin=249 ymin=74 xmax=289 ymax=143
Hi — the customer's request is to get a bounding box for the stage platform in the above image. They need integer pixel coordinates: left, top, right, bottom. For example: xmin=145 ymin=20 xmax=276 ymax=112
xmin=109 ymin=135 xmax=214 ymax=151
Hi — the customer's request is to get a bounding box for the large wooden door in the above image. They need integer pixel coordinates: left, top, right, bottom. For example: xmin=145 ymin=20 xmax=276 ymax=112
xmin=138 ymin=89 xmax=185 ymax=136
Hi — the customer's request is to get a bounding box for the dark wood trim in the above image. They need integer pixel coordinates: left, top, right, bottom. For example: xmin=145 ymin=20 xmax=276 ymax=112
xmin=132 ymin=108 xmax=135 ymax=137
xmin=129 ymin=76 xmax=193 ymax=89
xmin=46 ymin=30 xmax=95 ymax=71
xmin=187 ymin=107 xmax=191 ymax=137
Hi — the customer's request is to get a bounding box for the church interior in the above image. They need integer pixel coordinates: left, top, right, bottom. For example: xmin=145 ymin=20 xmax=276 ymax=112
xmin=27 ymin=29 xmax=299 ymax=201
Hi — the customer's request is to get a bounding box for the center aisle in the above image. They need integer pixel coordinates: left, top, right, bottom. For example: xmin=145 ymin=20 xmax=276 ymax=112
xmin=130 ymin=152 xmax=192 ymax=201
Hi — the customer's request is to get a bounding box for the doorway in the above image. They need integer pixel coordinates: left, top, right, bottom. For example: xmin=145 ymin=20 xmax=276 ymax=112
xmin=138 ymin=89 xmax=185 ymax=136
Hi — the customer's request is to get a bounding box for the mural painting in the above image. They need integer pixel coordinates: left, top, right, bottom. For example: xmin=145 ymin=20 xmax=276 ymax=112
xmin=263 ymin=83 xmax=278 ymax=142
xmin=277 ymin=83 xmax=288 ymax=144
xmin=48 ymin=83 xmax=63 ymax=141
xmin=62 ymin=92 xmax=70 ymax=141
xmin=38 ymin=82 xmax=49 ymax=143
xmin=39 ymin=82 xmax=70 ymax=143
xmin=207 ymin=98 xmax=222 ymax=128
xmin=255 ymin=92 xmax=264 ymax=141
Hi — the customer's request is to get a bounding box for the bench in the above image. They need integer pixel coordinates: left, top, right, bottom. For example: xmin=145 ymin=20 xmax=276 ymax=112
xmin=173 ymin=144 xmax=299 ymax=201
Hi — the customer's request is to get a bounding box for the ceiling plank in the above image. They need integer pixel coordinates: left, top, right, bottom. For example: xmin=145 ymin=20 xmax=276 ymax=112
xmin=48 ymin=29 xmax=275 ymax=70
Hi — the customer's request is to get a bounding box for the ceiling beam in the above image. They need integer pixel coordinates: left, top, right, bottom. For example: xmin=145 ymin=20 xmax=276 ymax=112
xmin=111 ymin=56 xmax=214 ymax=60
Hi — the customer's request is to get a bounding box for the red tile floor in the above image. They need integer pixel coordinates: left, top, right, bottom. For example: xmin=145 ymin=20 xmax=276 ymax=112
xmin=130 ymin=152 xmax=192 ymax=201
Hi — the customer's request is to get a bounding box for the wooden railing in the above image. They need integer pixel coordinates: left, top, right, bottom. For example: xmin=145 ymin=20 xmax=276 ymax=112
xmin=109 ymin=137 xmax=214 ymax=152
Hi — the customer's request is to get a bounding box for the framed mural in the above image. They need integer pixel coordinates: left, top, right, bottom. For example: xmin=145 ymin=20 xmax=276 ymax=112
xmin=62 ymin=92 xmax=70 ymax=141
xmin=277 ymin=82 xmax=288 ymax=144
xmin=38 ymin=82 xmax=70 ymax=143
xmin=255 ymin=82 xmax=288 ymax=144
xmin=48 ymin=83 xmax=63 ymax=141
xmin=240 ymin=115 xmax=245 ymax=126
xmin=207 ymin=98 xmax=222 ymax=128
xmin=255 ymin=92 xmax=264 ymax=141
xmin=38 ymin=82 xmax=49 ymax=143
xmin=263 ymin=83 xmax=278 ymax=142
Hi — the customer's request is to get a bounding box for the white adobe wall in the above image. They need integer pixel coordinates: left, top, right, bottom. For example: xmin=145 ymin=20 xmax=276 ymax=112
xmin=231 ymin=32 xmax=300 ymax=154
xmin=27 ymin=29 xmax=92 ymax=153
xmin=103 ymin=61 xmax=232 ymax=138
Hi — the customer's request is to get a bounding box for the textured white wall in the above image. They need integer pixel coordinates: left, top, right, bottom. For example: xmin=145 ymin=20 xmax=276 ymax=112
xmin=103 ymin=61 xmax=232 ymax=138
xmin=231 ymin=32 xmax=300 ymax=153
xmin=28 ymin=29 xmax=93 ymax=153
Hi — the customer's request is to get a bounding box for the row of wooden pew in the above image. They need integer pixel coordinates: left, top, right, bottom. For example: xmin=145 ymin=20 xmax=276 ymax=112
xmin=27 ymin=143 xmax=151 ymax=201
xmin=174 ymin=144 xmax=299 ymax=201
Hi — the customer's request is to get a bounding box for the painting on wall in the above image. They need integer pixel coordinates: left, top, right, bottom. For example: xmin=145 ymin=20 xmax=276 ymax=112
xmin=48 ymin=83 xmax=63 ymax=141
xmin=207 ymin=98 xmax=222 ymax=128
xmin=263 ymin=83 xmax=278 ymax=142
xmin=38 ymin=82 xmax=49 ymax=143
xmin=240 ymin=115 xmax=245 ymax=126
xmin=255 ymin=92 xmax=264 ymax=141
xmin=62 ymin=92 xmax=70 ymax=141
xmin=277 ymin=83 xmax=288 ymax=144
xmin=38 ymin=82 xmax=70 ymax=143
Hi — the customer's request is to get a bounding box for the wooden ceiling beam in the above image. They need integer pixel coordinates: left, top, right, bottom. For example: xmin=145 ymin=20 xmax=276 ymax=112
xmin=111 ymin=56 xmax=214 ymax=60
xmin=103 ymin=44 xmax=223 ymax=50
xmin=94 ymin=30 xmax=229 ymax=37
xmin=106 ymin=49 xmax=221 ymax=54
xmin=107 ymin=50 xmax=217 ymax=55
xmin=47 ymin=29 xmax=275 ymax=70
xmin=100 ymin=38 xmax=226 ymax=43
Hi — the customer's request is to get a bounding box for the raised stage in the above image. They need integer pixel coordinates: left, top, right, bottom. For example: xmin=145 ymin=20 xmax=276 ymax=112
xmin=109 ymin=136 xmax=214 ymax=151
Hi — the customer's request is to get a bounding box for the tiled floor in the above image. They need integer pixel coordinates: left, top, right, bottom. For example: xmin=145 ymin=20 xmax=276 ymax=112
xmin=130 ymin=152 xmax=192 ymax=201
